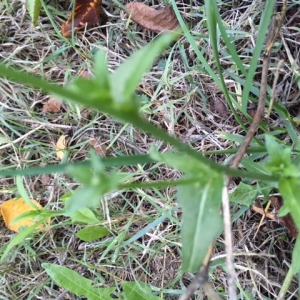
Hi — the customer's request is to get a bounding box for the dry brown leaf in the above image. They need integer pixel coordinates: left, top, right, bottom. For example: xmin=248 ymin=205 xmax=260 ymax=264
xmin=90 ymin=138 xmax=106 ymax=156
xmin=62 ymin=0 xmax=102 ymax=38
xmin=214 ymin=98 xmax=228 ymax=118
xmin=270 ymin=196 xmax=298 ymax=238
xmin=125 ymin=3 xmax=179 ymax=33
xmin=78 ymin=70 xmax=93 ymax=78
xmin=0 ymin=198 xmax=45 ymax=232
xmin=43 ymin=97 xmax=62 ymax=113
xmin=56 ymin=135 xmax=68 ymax=160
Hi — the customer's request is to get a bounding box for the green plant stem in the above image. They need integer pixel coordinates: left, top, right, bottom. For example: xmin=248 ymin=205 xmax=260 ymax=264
xmin=125 ymin=114 xmax=275 ymax=181
xmin=278 ymin=267 xmax=294 ymax=300
xmin=119 ymin=177 xmax=203 ymax=190
xmin=0 ymin=63 xmax=276 ymax=181
xmin=0 ymin=154 xmax=154 ymax=176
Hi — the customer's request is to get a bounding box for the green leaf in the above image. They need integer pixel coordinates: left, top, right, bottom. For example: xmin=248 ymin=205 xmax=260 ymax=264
xmin=177 ymin=175 xmax=224 ymax=272
xmin=240 ymin=157 xmax=269 ymax=175
xmin=230 ymin=182 xmax=258 ymax=206
xmin=110 ymin=33 xmax=177 ymax=107
xmin=265 ymin=135 xmax=298 ymax=177
xmin=76 ymin=225 xmax=110 ymax=242
xmin=292 ymin=237 xmax=300 ymax=274
xmin=66 ymin=167 xmax=127 ymax=213
xmin=240 ymin=0 xmax=276 ymax=113
xmin=70 ymin=208 xmax=101 ymax=224
xmin=66 ymin=77 xmax=113 ymax=108
xmin=27 ymin=0 xmax=42 ymax=26
xmin=42 ymin=263 xmax=115 ymax=300
xmin=279 ymin=177 xmax=300 ymax=231
xmin=122 ymin=282 xmax=162 ymax=300
xmin=94 ymin=51 xmax=110 ymax=90
xmin=65 ymin=187 xmax=102 ymax=214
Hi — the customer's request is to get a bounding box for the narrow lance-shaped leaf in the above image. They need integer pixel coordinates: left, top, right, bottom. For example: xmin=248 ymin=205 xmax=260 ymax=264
xmin=177 ymin=175 xmax=224 ymax=272
xmin=76 ymin=225 xmax=110 ymax=242
xmin=42 ymin=263 xmax=115 ymax=300
xmin=27 ymin=0 xmax=42 ymax=26
xmin=110 ymin=32 xmax=178 ymax=108
xmin=122 ymin=281 xmax=162 ymax=300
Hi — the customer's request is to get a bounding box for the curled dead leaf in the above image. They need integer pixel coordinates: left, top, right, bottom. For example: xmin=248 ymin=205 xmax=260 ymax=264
xmin=56 ymin=135 xmax=69 ymax=160
xmin=0 ymin=198 xmax=45 ymax=232
xmin=62 ymin=0 xmax=102 ymax=38
xmin=270 ymin=196 xmax=298 ymax=238
xmin=43 ymin=97 xmax=62 ymax=113
xmin=125 ymin=3 xmax=179 ymax=33
xmin=90 ymin=138 xmax=106 ymax=156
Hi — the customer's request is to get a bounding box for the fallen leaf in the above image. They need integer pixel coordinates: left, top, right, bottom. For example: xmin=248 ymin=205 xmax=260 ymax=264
xmin=125 ymin=3 xmax=179 ymax=33
xmin=56 ymin=135 xmax=68 ymax=160
xmin=90 ymin=138 xmax=106 ymax=156
xmin=62 ymin=0 xmax=102 ymax=38
xmin=0 ymin=198 xmax=44 ymax=232
xmin=247 ymin=102 xmax=257 ymax=118
xmin=43 ymin=97 xmax=62 ymax=113
xmin=270 ymin=196 xmax=298 ymax=238
xmin=214 ymin=97 xmax=228 ymax=118
xmin=78 ymin=70 xmax=93 ymax=78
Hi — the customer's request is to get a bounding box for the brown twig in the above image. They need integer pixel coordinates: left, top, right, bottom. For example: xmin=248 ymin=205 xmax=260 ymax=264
xmin=231 ymin=1 xmax=286 ymax=168
xmin=225 ymin=3 xmax=287 ymax=298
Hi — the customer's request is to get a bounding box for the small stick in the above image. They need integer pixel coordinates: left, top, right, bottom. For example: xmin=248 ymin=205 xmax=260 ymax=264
xmin=222 ymin=179 xmax=237 ymax=299
xmin=266 ymin=60 xmax=284 ymax=119
xmin=253 ymin=200 xmax=272 ymax=240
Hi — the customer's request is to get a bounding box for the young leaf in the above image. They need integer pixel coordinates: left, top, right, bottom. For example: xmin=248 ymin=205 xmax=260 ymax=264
xmin=125 ymin=4 xmax=179 ymax=33
xmin=62 ymin=0 xmax=102 ymax=38
xmin=177 ymin=175 xmax=224 ymax=272
xmin=265 ymin=135 xmax=298 ymax=177
xmin=42 ymin=263 xmax=115 ymax=300
xmin=27 ymin=0 xmax=42 ymax=26
xmin=76 ymin=225 xmax=110 ymax=241
xmin=70 ymin=207 xmax=101 ymax=224
xmin=122 ymin=281 xmax=162 ymax=300
xmin=279 ymin=177 xmax=300 ymax=233
xmin=93 ymin=51 xmax=110 ymax=90
xmin=110 ymin=32 xmax=177 ymax=107
xmin=230 ymin=182 xmax=258 ymax=206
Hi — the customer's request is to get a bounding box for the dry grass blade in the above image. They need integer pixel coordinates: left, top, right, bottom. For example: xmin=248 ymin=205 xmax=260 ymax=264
xmin=125 ymin=3 xmax=179 ymax=33
xmin=56 ymin=135 xmax=68 ymax=160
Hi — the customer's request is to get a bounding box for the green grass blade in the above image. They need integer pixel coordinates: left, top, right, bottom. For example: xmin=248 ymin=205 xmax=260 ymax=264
xmin=241 ymin=0 xmax=276 ymax=113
